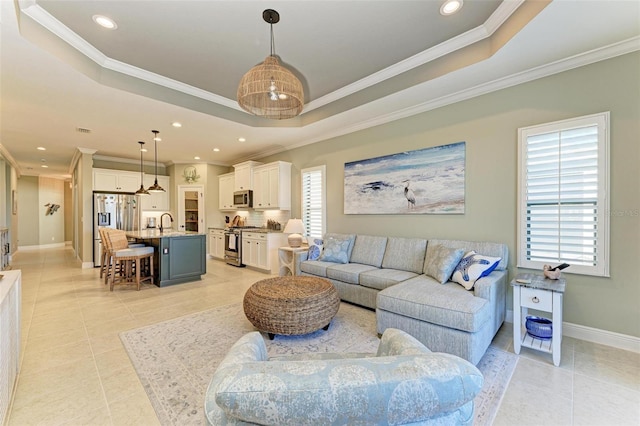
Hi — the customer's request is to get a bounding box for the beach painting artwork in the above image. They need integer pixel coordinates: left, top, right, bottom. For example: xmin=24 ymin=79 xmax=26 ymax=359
xmin=344 ymin=142 xmax=465 ymax=214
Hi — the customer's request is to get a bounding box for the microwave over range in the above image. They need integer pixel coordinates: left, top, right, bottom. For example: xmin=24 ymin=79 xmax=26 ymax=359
xmin=233 ymin=190 xmax=253 ymax=208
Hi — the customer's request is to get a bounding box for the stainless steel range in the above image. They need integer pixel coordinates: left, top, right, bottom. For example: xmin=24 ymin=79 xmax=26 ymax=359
xmin=224 ymin=228 xmax=243 ymax=266
xmin=224 ymin=226 xmax=261 ymax=266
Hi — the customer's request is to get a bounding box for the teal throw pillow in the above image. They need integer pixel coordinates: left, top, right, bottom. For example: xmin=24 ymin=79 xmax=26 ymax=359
xmin=319 ymin=235 xmax=353 ymax=264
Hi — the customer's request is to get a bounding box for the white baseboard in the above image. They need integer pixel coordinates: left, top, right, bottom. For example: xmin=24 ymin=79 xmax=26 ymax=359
xmin=506 ymin=309 xmax=640 ymax=354
xmin=18 ymin=243 xmax=66 ymax=251
xmin=82 ymin=261 xmax=95 ymax=269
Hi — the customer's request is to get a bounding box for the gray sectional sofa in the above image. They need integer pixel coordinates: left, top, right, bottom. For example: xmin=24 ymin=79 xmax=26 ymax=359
xmin=297 ymin=234 xmax=509 ymax=365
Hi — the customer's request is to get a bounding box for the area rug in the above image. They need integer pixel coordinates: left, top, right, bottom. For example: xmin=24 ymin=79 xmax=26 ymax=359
xmin=120 ymin=302 xmax=517 ymax=425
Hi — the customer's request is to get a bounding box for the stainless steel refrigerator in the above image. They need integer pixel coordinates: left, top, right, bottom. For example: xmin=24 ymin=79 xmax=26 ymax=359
xmin=93 ymin=193 xmax=140 ymax=266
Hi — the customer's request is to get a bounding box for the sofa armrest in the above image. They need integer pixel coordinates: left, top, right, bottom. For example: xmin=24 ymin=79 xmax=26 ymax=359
xmin=473 ymin=269 xmax=507 ymax=301
xmin=205 ymin=332 xmax=268 ymax=425
xmin=214 ymin=353 xmax=483 ymax=425
xmin=473 ymin=269 xmax=507 ymax=333
xmin=376 ymin=327 xmax=432 ymax=356
xmin=293 ymin=250 xmax=308 ymax=275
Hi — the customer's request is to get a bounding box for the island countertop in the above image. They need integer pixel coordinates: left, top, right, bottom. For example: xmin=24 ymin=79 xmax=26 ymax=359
xmin=126 ymin=229 xmax=206 ymax=239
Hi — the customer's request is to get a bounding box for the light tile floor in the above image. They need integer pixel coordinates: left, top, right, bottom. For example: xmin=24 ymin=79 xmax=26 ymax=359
xmin=6 ymin=246 xmax=640 ymax=425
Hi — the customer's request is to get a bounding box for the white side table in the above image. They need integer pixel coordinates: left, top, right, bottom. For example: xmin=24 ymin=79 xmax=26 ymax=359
xmin=278 ymin=247 xmax=308 ymax=276
xmin=511 ymin=273 xmax=566 ymax=366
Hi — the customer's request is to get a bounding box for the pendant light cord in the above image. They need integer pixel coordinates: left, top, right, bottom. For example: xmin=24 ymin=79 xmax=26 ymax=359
xmin=270 ymin=23 xmax=275 ymax=57
xmin=152 ymin=130 xmax=159 ymax=183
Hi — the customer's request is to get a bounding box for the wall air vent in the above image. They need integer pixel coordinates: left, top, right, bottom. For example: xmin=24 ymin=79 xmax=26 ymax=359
xmin=76 ymin=127 xmax=92 ymax=133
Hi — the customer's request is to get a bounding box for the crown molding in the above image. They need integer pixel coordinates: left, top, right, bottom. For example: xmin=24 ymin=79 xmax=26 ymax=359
xmin=18 ymin=0 xmax=524 ymax=118
xmin=280 ymin=36 xmax=640 ymax=155
xmin=167 ymin=160 xmax=231 ymax=167
xmin=485 ymin=0 xmax=526 ymax=31
xmin=18 ymin=1 xmax=240 ymax=111
xmin=102 ymin=57 xmax=240 ymax=110
xmin=93 ymin=154 xmax=167 ymax=168
xmin=304 ymin=0 xmax=525 ymax=113
xmin=0 ymin=143 xmax=22 ymax=178
xmin=69 ymin=147 xmax=97 ymax=175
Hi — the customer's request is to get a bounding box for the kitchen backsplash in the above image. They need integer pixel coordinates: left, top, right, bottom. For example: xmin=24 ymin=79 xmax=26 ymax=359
xmin=142 ymin=209 xmax=292 ymax=230
xmin=238 ymin=210 xmax=291 ymax=228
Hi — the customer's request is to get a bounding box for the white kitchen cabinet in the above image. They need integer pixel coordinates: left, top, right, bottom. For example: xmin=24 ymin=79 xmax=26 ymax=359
xmin=141 ymin=175 xmax=170 ymax=211
xmin=242 ymin=231 xmax=287 ymax=274
xmin=252 ymin=161 xmax=291 ymax=210
xmin=242 ymin=232 xmax=267 ymax=270
xmin=93 ymin=168 xmax=140 ymax=192
xmin=218 ymin=173 xmax=235 ymax=210
xmin=208 ymin=228 xmax=225 ymax=259
xmin=233 ymin=161 xmax=262 ymax=191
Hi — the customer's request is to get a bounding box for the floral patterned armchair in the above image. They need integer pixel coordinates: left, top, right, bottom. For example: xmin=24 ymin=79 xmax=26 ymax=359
xmin=204 ymin=328 xmax=483 ymax=425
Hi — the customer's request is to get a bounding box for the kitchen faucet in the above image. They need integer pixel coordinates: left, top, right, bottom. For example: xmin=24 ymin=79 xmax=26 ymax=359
xmin=159 ymin=213 xmax=173 ymax=232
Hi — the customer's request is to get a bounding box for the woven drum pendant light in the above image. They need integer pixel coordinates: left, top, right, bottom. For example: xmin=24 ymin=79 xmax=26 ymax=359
xmin=237 ymin=9 xmax=304 ymax=120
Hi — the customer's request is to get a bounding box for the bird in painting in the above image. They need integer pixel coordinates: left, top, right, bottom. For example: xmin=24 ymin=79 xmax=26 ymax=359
xmin=403 ymin=180 xmax=416 ymax=209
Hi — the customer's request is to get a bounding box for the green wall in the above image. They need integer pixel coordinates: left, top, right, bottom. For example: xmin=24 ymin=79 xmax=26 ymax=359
xmin=259 ymin=52 xmax=640 ymax=338
xmin=16 ymin=176 xmax=39 ymax=246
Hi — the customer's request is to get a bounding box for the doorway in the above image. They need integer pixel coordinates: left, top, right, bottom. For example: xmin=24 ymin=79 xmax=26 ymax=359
xmin=177 ymin=185 xmax=204 ymax=233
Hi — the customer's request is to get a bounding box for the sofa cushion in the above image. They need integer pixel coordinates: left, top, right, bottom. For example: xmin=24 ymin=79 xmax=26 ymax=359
xmin=300 ymin=260 xmax=336 ymax=277
xmin=451 ymin=251 xmax=501 ymax=290
xmin=326 ymin=263 xmax=379 ymax=285
xmin=423 ymin=244 xmax=465 ymax=284
xmin=381 ymin=237 xmax=428 ymax=274
xmin=376 ymin=275 xmax=491 ymax=333
xmin=318 ymin=233 xmax=356 ymax=264
xmin=429 ymin=239 xmax=508 ymax=271
xmin=349 ymin=235 xmax=388 ymax=267
xmin=359 ymin=268 xmax=419 ymax=291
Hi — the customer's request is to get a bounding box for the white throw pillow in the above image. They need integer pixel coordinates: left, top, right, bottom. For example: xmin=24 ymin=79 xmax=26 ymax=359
xmin=451 ymin=251 xmax=501 ymax=290
xmin=307 ymin=239 xmax=324 ymax=261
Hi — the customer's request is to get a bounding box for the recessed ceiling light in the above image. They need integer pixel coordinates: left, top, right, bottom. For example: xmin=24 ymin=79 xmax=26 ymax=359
xmin=194 ymin=156 xmax=200 ymax=160
xmin=37 ymin=146 xmax=46 ymax=151
xmin=92 ymin=15 xmax=117 ymax=29
xmin=238 ymin=137 xmax=246 ymax=142
xmin=140 ymin=148 xmax=148 ymax=153
xmin=440 ymin=0 xmax=463 ymax=16
xmin=213 ymin=148 xmax=220 ymax=152
xmin=41 ymin=165 xmax=49 ymax=168
xmin=172 ymin=122 xmax=182 ymax=128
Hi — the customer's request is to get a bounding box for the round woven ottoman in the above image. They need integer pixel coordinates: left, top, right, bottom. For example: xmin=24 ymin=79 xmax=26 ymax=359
xmin=243 ymin=276 xmax=340 ymax=339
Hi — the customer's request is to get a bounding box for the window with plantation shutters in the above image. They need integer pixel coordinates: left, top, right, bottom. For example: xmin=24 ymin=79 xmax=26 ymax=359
xmin=301 ymin=165 xmax=326 ymax=239
xmin=517 ymin=112 xmax=609 ymax=277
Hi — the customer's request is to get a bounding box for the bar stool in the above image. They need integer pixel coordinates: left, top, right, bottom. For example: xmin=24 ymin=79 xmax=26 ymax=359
xmin=100 ymin=227 xmax=145 ymax=285
xmin=98 ymin=227 xmax=111 ymax=281
xmin=107 ymin=230 xmax=154 ymax=291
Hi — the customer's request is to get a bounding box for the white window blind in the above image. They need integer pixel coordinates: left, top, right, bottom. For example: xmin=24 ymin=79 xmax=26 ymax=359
xmin=517 ymin=112 xmax=609 ymax=277
xmin=301 ymin=165 xmax=326 ymax=239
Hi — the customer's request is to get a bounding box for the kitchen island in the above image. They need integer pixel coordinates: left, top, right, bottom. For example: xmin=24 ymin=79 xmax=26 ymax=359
xmin=126 ymin=230 xmax=206 ymax=287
